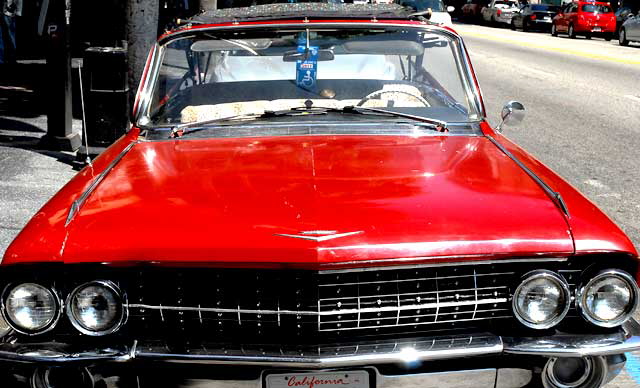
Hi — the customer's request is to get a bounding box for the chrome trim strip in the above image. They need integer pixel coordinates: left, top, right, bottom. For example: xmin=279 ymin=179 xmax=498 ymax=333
xmin=65 ymin=141 xmax=137 ymax=226
xmin=127 ymin=297 xmax=507 ymax=316
xmin=319 ymin=257 xmax=568 ymax=273
xmin=486 ymin=135 xmax=569 ymax=217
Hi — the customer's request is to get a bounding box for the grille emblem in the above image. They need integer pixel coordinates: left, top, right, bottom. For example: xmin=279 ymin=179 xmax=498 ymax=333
xmin=275 ymin=230 xmax=363 ymax=241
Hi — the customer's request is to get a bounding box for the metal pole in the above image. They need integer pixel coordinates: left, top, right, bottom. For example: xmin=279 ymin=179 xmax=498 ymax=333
xmin=126 ymin=0 xmax=160 ymax=108
xmin=40 ymin=0 xmax=81 ymax=151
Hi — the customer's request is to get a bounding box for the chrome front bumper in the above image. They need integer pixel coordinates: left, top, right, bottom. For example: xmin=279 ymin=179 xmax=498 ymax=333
xmin=1 ymin=320 xmax=638 ymax=387
xmin=2 ymin=320 xmax=639 ymax=366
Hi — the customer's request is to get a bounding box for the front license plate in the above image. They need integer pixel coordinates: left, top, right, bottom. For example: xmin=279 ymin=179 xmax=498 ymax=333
xmin=265 ymin=371 xmax=370 ymax=388
xmin=592 ymin=27 xmax=602 ymax=32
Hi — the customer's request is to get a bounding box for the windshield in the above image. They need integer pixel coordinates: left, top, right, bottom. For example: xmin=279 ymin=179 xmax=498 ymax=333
xmin=146 ymin=27 xmax=479 ymax=127
xmin=582 ymin=4 xmax=612 ymax=12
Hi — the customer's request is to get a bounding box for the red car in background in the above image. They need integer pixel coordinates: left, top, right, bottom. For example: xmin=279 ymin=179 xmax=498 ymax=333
xmin=552 ymin=1 xmax=616 ymax=40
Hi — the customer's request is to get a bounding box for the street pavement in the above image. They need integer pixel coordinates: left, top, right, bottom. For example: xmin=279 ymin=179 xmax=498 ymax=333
xmin=0 ymin=22 xmax=639 ymax=387
xmin=454 ymin=22 xmax=640 ymax=387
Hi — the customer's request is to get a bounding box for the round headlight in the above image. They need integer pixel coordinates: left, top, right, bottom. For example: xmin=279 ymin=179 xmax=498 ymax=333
xmin=513 ymin=270 xmax=570 ymax=329
xmin=67 ymin=281 xmax=126 ymax=336
xmin=2 ymin=283 xmax=60 ymax=334
xmin=577 ymin=270 xmax=639 ymax=327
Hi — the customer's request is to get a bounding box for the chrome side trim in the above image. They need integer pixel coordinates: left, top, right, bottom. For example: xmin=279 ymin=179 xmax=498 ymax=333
xmin=486 ymin=135 xmax=569 ymax=217
xmin=65 ymin=142 xmax=137 ymax=226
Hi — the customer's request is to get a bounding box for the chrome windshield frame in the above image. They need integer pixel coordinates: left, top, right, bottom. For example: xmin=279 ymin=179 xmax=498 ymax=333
xmin=135 ymin=22 xmax=487 ymax=129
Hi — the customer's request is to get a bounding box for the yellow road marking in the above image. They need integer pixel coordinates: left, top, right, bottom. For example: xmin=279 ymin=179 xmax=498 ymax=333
xmin=458 ymin=30 xmax=640 ymax=66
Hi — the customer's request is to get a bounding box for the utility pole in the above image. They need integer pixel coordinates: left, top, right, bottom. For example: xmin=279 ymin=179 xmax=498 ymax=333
xmin=126 ymin=0 xmax=160 ymax=106
xmin=40 ymin=0 xmax=81 ymax=151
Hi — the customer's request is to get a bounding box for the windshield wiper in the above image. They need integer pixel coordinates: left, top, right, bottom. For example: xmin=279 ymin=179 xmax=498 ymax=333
xmin=170 ymin=105 xmax=448 ymax=138
xmin=342 ymin=106 xmax=448 ymax=132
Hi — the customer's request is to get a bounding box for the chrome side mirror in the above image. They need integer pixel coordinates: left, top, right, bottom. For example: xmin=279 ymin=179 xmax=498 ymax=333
xmin=496 ymin=101 xmax=525 ymax=132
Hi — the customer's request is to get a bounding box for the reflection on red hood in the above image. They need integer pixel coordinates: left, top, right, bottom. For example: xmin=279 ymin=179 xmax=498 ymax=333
xmin=22 ymin=134 xmax=575 ymax=266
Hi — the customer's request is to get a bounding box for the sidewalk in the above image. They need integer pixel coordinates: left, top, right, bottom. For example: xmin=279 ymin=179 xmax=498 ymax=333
xmin=0 ymin=61 xmax=82 ymax=257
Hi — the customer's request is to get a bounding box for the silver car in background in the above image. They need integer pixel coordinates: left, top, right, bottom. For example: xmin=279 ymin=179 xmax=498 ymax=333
xmin=619 ymin=12 xmax=640 ymax=45
xmin=481 ymin=0 xmax=519 ymax=26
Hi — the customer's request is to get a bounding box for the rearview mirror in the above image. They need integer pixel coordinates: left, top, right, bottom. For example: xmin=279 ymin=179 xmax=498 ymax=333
xmin=447 ymin=5 xmax=455 ymax=12
xmin=496 ymin=101 xmax=525 ymax=132
xmin=283 ymin=49 xmax=335 ymax=62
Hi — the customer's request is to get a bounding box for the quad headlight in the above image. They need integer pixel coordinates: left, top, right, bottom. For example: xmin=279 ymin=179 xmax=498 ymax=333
xmin=513 ymin=270 xmax=570 ymax=329
xmin=577 ymin=269 xmax=639 ymax=328
xmin=66 ymin=281 xmax=126 ymax=336
xmin=1 ymin=283 xmax=61 ymax=334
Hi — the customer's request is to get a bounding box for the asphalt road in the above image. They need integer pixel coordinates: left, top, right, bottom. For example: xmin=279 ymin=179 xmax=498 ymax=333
xmin=455 ymin=22 xmax=640 ymax=252
xmin=454 ymin=22 xmax=640 ymax=387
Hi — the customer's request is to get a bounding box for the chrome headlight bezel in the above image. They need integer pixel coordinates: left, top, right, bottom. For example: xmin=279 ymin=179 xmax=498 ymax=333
xmin=0 ymin=310 xmax=13 ymax=338
xmin=66 ymin=280 xmax=127 ymax=336
xmin=1 ymin=283 xmax=62 ymax=335
xmin=576 ymin=269 xmax=639 ymax=328
xmin=512 ymin=270 xmax=571 ymax=330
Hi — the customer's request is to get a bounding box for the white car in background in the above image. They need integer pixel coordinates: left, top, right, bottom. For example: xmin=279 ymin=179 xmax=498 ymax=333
xmin=481 ymin=0 xmax=519 ymax=25
xmin=397 ymin=0 xmax=455 ymax=27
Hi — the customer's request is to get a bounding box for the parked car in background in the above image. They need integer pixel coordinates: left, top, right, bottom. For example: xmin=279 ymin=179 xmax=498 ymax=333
xmin=398 ymin=0 xmax=455 ymax=26
xmin=462 ymin=0 xmax=490 ymax=22
xmin=551 ymin=1 xmax=616 ymax=40
xmin=481 ymin=0 xmax=519 ymax=26
xmin=619 ymin=12 xmax=640 ymax=45
xmin=511 ymin=4 xmax=560 ymax=31
xmin=615 ymin=5 xmax=636 ymax=33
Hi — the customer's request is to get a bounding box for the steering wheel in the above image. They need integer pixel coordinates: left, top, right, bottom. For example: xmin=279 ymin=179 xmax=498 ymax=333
xmin=357 ymin=88 xmax=431 ymax=107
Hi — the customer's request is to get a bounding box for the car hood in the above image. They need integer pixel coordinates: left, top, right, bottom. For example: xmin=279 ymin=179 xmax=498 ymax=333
xmin=49 ymin=134 xmax=573 ymax=266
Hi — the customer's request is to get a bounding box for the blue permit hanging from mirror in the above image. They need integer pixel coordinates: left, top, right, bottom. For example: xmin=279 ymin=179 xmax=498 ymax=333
xmin=296 ymin=45 xmax=319 ymax=91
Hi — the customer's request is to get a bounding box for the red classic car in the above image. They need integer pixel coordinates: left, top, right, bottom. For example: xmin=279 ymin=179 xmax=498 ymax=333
xmin=551 ymin=1 xmax=616 ymax=40
xmin=1 ymin=4 xmax=639 ymax=388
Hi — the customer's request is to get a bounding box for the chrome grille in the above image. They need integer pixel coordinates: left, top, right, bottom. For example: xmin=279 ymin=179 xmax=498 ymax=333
xmin=123 ymin=262 xmax=529 ymax=343
xmin=317 ymin=267 xmax=512 ymax=331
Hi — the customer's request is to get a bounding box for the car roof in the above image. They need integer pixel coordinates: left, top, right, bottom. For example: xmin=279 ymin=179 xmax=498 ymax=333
xmin=160 ymin=3 xmax=454 ymax=42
